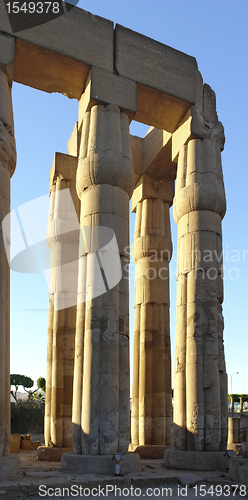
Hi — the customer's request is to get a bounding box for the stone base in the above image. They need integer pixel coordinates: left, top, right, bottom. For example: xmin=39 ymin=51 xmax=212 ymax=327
xmin=228 ymin=456 xmax=248 ymax=483
xmin=61 ymin=452 xmax=141 ymax=475
xmin=129 ymin=444 xmax=172 ymax=459
xmin=164 ymin=449 xmax=227 ymax=471
xmin=37 ymin=446 xmax=73 ymax=461
xmin=0 ymin=455 xmax=21 ymax=481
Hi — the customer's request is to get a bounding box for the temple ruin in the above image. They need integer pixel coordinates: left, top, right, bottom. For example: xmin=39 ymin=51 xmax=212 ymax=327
xmin=0 ymin=2 xmax=231 ymax=478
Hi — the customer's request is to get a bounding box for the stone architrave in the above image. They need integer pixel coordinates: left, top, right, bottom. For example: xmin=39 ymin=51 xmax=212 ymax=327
xmin=62 ymin=100 xmax=141 ymax=474
xmin=130 ymin=152 xmax=174 ymax=454
xmin=0 ymin=32 xmax=21 ymax=477
xmin=44 ymin=152 xmax=80 ymax=451
xmin=172 ymin=84 xmax=228 ymax=452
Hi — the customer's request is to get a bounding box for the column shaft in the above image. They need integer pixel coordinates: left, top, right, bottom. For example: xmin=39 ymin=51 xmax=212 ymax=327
xmin=73 ymin=104 xmax=134 ymax=455
xmin=132 ymin=197 xmax=172 ymax=446
xmin=0 ymin=65 xmax=16 ymax=457
xmin=173 ymin=127 xmax=227 ymax=451
xmin=45 ymin=162 xmax=80 ymax=448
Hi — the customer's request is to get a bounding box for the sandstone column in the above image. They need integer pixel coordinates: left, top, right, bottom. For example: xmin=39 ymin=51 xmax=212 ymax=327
xmin=73 ymin=103 xmax=134 ymax=457
xmin=131 ymin=174 xmax=174 ymax=455
xmin=61 ymin=68 xmax=141 ymax=475
xmin=0 ymin=33 xmax=16 ymax=459
xmin=44 ymin=152 xmax=80 ymax=456
xmin=172 ymin=85 xmax=228 ymax=452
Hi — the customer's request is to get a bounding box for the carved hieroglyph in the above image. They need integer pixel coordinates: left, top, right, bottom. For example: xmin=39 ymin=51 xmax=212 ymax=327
xmin=72 ymin=103 xmax=135 ymax=455
xmin=173 ymin=85 xmax=228 ymax=452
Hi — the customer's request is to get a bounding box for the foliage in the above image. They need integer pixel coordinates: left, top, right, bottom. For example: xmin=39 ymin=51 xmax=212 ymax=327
xmin=10 ymin=374 xmax=46 ymax=403
xmin=10 ymin=374 xmax=34 ymax=403
xmin=228 ymin=394 xmax=248 ymax=403
xmin=11 ymin=400 xmax=44 ymax=434
xmin=37 ymin=377 xmax=46 ymax=393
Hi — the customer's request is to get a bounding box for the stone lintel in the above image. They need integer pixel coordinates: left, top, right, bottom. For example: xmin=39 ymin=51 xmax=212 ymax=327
xmin=0 ymin=455 xmax=21 ymax=481
xmin=131 ymin=127 xmax=176 ymax=189
xmin=164 ymin=449 xmax=227 ymax=471
xmin=67 ymin=122 xmax=80 ymax=157
xmin=0 ymin=6 xmax=114 ymax=73
xmin=61 ymin=452 xmax=141 ymax=475
xmin=172 ymin=106 xmax=211 ymax=162
xmin=37 ymin=446 xmax=73 ymax=462
xmin=132 ymin=174 xmax=174 ymax=212
xmin=115 ymin=24 xmax=197 ymax=106
xmin=49 ymin=152 xmax=78 ymax=191
xmin=78 ymin=67 xmax=137 ymax=130
xmin=0 ymin=32 xmax=15 ymax=82
xmin=13 ymin=39 xmax=90 ymax=100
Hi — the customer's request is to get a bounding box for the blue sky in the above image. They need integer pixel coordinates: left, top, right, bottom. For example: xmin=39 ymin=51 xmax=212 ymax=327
xmin=10 ymin=0 xmax=248 ymax=395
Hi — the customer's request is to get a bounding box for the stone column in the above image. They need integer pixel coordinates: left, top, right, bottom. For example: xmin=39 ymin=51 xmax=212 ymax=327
xmin=172 ymin=85 xmax=228 ymax=452
xmin=41 ymin=152 xmax=80 ymax=460
xmin=0 ymin=32 xmax=21 ymax=477
xmin=61 ymin=99 xmax=140 ymax=475
xmin=130 ymin=173 xmax=174 ymax=456
xmin=0 ymin=35 xmax=15 ymax=460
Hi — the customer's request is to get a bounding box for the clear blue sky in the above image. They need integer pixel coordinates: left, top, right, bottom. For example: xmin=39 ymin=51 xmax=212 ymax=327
xmin=10 ymin=0 xmax=248 ymax=395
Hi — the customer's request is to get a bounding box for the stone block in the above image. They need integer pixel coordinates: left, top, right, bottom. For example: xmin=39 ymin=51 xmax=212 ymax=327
xmin=172 ymin=106 xmax=210 ymax=161
xmin=143 ymin=128 xmax=174 ymax=178
xmin=130 ymin=135 xmax=143 ymax=184
xmin=37 ymin=446 xmax=73 ymax=461
xmin=0 ymin=5 xmax=114 ymax=71
xmin=129 ymin=444 xmax=171 ymax=459
xmin=0 ymin=455 xmax=21 ymax=481
xmin=132 ymin=174 xmax=174 ymax=212
xmin=0 ymin=32 xmax=15 ymax=81
xmin=68 ymin=123 xmax=80 ymax=157
xmin=21 ymin=439 xmax=41 ymax=450
xmin=228 ymin=456 xmax=248 ymax=483
xmin=115 ymin=24 xmax=198 ymax=131
xmin=10 ymin=434 xmax=21 ymax=453
xmin=78 ymin=67 xmax=137 ymax=129
xmin=61 ymin=452 xmax=141 ymax=475
xmin=49 ymin=152 xmax=78 ymax=191
xmin=240 ymin=413 xmax=248 ymax=458
xmin=14 ymin=39 xmax=90 ymax=100
xmin=164 ymin=449 xmax=227 ymax=471
xmin=178 ymin=473 xmax=203 ymax=486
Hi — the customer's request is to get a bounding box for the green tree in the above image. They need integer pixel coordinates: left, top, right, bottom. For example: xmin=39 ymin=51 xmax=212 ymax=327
xmin=10 ymin=374 xmax=34 ymax=403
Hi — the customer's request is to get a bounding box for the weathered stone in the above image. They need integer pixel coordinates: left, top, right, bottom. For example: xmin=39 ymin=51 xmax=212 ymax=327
xmin=61 ymin=452 xmax=141 ymax=475
xmin=45 ymin=152 xmax=80 ymax=450
xmin=10 ymin=435 xmax=20 ymax=454
xmin=131 ymin=142 xmax=173 ymax=450
xmin=164 ymin=449 xmax=227 ymax=471
xmin=72 ymin=103 xmax=134 ymax=459
xmin=0 ymin=455 xmax=21 ymax=481
xmin=178 ymin=473 xmax=203 ymax=486
xmin=37 ymin=446 xmax=73 ymax=462
xmin=115 ymin=24 xmax=198 ymax=131
xmin=129 ymin=444 xmax=171 ymax=459
xmin=228 ymin=456 xmax=248 ymax=483
xmin=0 ymin=38 xmax=16 ymax=460
xmin=78 ymin=67 xmax=137 ymax=128
xmin=173 ymin=98 xmax=228 ymax=453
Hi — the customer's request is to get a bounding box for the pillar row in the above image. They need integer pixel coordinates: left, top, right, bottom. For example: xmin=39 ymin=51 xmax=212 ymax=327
xmin=173 ymin=86 xmax=228 ymax=451
xmin=0 ymin=33 xmax=16 ymax=458
xmin=131 ymin=192 xmax=173 ymax=446
xmin=45 ymin=153 xmax=80 ymax=448
xmin=72 ymin=103 xmax=135 ymax=455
